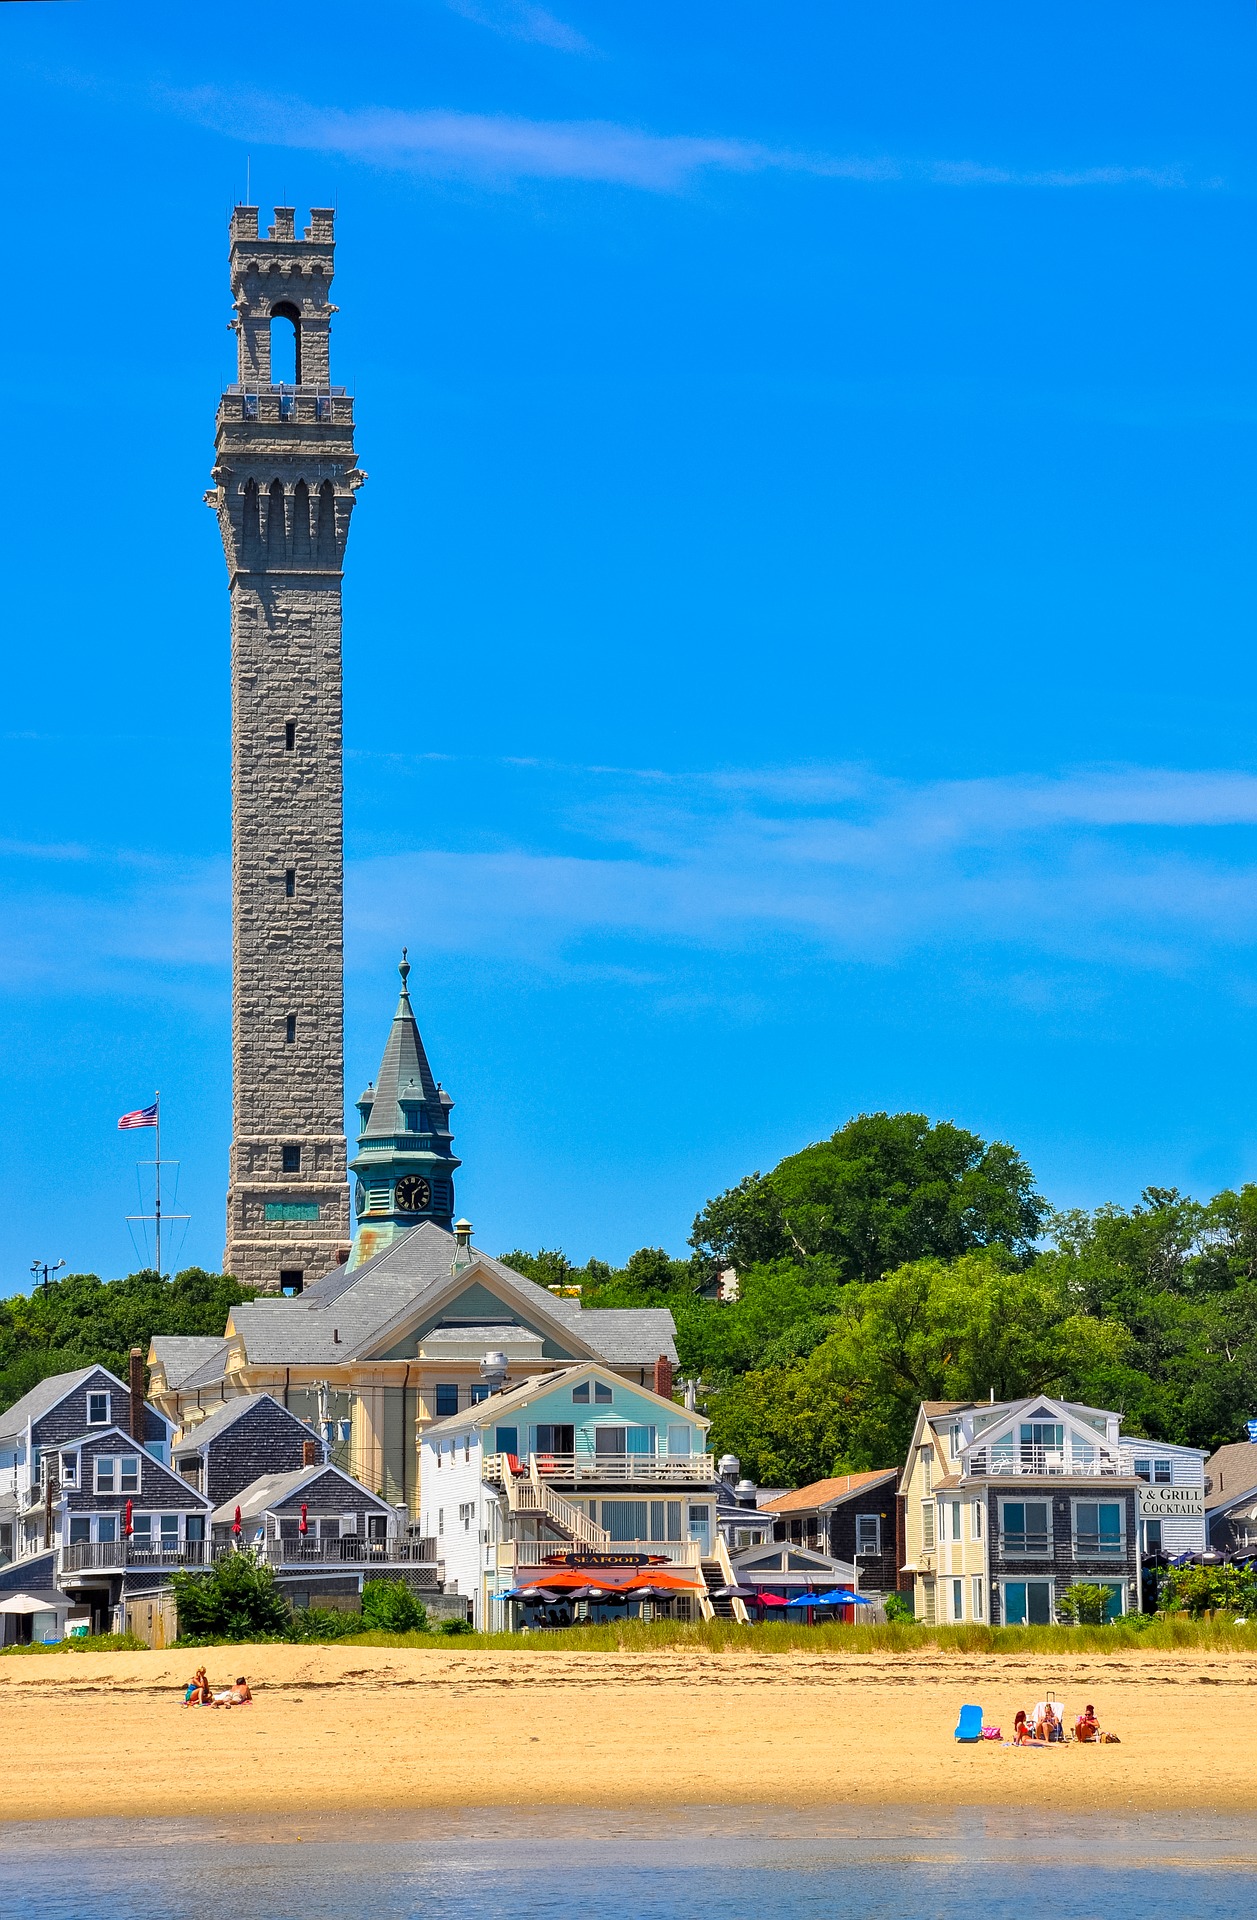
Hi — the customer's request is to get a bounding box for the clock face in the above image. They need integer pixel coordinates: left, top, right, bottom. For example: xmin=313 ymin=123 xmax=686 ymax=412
xmin=395 ymin=1175 xmax=431 ymax=1214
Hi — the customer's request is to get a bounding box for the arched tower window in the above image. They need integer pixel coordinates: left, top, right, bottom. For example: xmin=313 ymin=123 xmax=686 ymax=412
xmin=270 ymin=301 xmax=301 ymax=385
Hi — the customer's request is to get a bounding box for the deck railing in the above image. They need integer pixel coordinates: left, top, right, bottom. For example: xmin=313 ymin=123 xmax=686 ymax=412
xmin=61 ymin=1540 xmax=211 ymax=1572
xmin=261 ymin=1535 xmax=440 ymax=1567
xmin=967 ymin=1447 xmax=1120 ymax=1478
xmin=529 ymin=1452 xmax=715 ymax=1487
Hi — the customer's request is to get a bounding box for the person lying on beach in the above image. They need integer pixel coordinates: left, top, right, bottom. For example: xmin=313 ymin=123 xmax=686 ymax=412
xmin=1012 ymin=1711 xmax=1035 ymax=1745
xmin=210 ymin=1677 xmax=253 ymax=1708
xmin=184 ymin=1668 xmax=212 ymax=1706
xmin=1075 ymin=1704 xmax=1100 ymax=1743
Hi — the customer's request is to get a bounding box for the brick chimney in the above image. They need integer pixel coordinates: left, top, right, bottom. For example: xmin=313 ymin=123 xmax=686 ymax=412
xmin=302 ymin=1439 xmax=319 ymax=1467
xmin=653 ymin=1355 xmax=674 ymax=1402
xmin=128 ymin=1348 xmax=145 ymax=1441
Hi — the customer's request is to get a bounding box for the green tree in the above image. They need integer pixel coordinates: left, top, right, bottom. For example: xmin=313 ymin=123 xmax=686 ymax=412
xmin=1057 ymin=1581 xmax=1117 ymax=1625
xmin=0 ymin=1268 xmax=257 ymax=1417
xmin=171 ymin=1549 xmax=292 ymax=1642
xmin=690 ymin=1113 xmax=1046 ymax=1282
xmin=1159 ymin=1563 xmax=1257 ymax=1619
xmin=361 ymin=1580 xmax=428 ymax=1632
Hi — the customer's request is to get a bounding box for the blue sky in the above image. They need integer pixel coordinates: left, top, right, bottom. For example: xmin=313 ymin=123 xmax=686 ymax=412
xmin=3 ymin=1 xmax=1257 ymax=1282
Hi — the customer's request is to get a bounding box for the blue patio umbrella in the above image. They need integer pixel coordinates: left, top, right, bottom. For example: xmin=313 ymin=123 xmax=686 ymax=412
xmin=814 ymin=1588 xmax=874 ymax=1605
xmin=785 ymin=1591 xmax=822 ymax=1606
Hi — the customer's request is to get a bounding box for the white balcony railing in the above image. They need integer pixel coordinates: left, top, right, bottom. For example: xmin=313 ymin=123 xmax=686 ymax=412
xmin=62 ymin=1540 xmax=211 ymax=1572
xmin=967 ymin=1447 xmax=1120 ymax=1478
xmin=484 ymin=1451 xmax=714 ymax=1489
xmin=261 ymin=1535 xmax=440 ymax=1567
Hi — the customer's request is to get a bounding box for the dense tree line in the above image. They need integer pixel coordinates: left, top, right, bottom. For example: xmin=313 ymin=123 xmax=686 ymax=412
xmin=8 ymin=1111 xmax=1257 ymax=1485
xmin=0 ymin=1269 xmax=254 ymax=1416
xmin=502 ymin=1113 xmax=1257 ymax=1484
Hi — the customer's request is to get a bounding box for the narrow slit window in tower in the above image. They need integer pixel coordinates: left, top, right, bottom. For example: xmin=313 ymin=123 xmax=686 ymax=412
xmin=285 ymin=721 xmax=296 ymax=750
xmin=285 ymin=868 xmax=296 ymax=898
xmin=285 ymin=1014 xmax=297 ymax=1043
xmin=282 ymin=1145 xmax=301 ymax=1173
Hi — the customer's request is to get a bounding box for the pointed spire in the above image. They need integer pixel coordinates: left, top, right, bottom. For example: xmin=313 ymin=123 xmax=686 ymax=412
xmin=360 ymin=945 xmax=444 ymax=1138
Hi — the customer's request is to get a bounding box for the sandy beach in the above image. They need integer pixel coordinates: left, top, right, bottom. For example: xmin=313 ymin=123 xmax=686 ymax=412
xmin=0 ymin=1643 xmax=1250 ymax=1821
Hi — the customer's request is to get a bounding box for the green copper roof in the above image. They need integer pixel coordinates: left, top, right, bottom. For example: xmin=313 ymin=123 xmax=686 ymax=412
xmin=360 ymin=950 xmax=450 ymax=1139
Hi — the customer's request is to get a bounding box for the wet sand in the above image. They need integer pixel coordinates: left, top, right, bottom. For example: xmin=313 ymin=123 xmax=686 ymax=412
xmin=0 ymin=1643 xmax=1247 ymax=1821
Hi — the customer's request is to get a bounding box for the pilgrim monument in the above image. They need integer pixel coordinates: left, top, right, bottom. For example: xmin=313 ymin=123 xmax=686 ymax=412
xmin=206 ymin=205 xmax=364 ymax=1290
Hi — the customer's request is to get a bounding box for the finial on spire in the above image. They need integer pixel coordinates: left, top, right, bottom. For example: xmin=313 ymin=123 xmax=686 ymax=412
xmin=399 ymin=946 xmax=410 ymax=989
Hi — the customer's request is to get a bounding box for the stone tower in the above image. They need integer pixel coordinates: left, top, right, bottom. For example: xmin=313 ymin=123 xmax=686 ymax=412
xmin=207 ymin=205 xmax=365 ymax=1291
xmin=347 ymin=953 xmax=461 ymax=1270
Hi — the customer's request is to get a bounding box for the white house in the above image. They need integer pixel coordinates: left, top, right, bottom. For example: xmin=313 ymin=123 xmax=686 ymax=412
xmin=420 ymin=1361 xmax=717 ymax=1629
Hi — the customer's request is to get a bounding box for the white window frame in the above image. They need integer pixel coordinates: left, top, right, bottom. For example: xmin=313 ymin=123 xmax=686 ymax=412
xmin=1072 ymin=1497 xmax=1125 ymax=1557
xmin=59 ymin=1450 xmax=80 ymax=1488
xmin=854 ymin=1512 xmax=881 ymax=1556
xmin=999 ymin=1577 xmax=1056 ymax=1626
xmin=948 ymin=1499 xmax=961 ymax=1542
xmin=951 ymin=1576 xmax=964 ymax=1621
xmin=94 ymin=1456 xmax=117 ymax=1494
xmin=119 ymin=1455 xmax=140 ymax=1494
xmin=921 ymin=1502 xmax=936 ymax=1550
xmin=86 ymin=1391 xmax=111 ymax=1426
xmin=971 ymin=1575 xmax=984 ymax=1620
xmin=971 ymin=1499 xmax=983 ymax=1540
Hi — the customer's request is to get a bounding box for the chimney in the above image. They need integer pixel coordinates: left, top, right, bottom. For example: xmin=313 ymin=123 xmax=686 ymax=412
xmin=302 ymin=1439 xmax=319 ymax=1467
xmin=653 ymin=1355 xmax=674 ymax=1401
xmin=129 ymin=1348 xmax=145 ymax=1441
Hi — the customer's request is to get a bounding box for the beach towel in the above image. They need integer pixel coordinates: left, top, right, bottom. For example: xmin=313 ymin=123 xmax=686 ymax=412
xmin=954 ymin=1703 xmax=983 ymax=1742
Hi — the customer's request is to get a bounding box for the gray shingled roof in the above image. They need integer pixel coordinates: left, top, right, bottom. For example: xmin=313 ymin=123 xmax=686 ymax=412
xmin=229 ymin=1222 xmax=678 ymax=1370
xmin=212 ymin=1461 xmax=389 ymax=1525
xmin=172 ymin=1392 xmax=311 ymax=1459
xmin=149 ymin=1337 xmax=231 ymax=1392
xmin=0 ymin=1366 xmax=116 ymax=1443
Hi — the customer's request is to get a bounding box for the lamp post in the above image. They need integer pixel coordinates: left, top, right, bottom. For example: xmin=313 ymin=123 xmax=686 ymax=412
xmin=30 ymin=1259 xmax=65 ymax=1293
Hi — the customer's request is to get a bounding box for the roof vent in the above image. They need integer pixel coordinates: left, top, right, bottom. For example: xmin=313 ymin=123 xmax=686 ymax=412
xmin=480 ymin=1350 xmax=508 ymax=1394
xmin=734 ymin=1478 xmax=758 ymax=1507
xmin=717 ymin=1453 xmax=740 ymax=1482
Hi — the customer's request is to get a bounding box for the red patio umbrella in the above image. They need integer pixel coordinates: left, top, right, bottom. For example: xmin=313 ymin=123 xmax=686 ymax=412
xmin=123 ymin=1499 xmax=133 ymax=1537
xmin=232 ymin=1504 xmax=242 ymax=1536
xmin=756 ymin=1591 xmax=788 ymax=1607
xmin=299 ymin=1503 xmax=308 ymax=1535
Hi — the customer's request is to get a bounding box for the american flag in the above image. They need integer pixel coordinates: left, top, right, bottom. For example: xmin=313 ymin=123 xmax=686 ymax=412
xmin=117 ymin=1101 xmax=158 ymax=1130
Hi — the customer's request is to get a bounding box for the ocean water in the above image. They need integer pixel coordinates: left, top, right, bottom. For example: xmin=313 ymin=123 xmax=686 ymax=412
xmin=1 ymin=1805 xmax=1253 ymax=1920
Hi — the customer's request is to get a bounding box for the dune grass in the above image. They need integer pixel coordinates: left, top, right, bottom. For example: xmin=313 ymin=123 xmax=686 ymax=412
xmin=1 ymin=1631 xmax=147 ymax=1657
xmin=332 ymin=1615 xmax=1257 ymax=1656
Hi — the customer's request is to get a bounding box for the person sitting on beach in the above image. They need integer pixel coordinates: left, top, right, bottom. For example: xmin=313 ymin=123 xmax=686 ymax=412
xmin=1012 ymin=1710 xmax=1034 ymax=1745
xmin=1034 ymin=1703 xmax=1060 ymax=1743
xmin=184 ymin=1667 xmax=212 ymax=1706
xmin=1075 ymin=1703 xmax=1100 ymax=1743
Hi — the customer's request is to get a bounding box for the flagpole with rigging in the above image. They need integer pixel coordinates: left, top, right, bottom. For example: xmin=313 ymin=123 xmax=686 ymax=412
xmin=121 ymin=1091 xmax=188 ymax=1277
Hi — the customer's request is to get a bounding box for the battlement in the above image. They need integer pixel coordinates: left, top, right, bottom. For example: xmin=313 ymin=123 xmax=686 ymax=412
xmin=230 ymin=204 xmax=335 ymax=245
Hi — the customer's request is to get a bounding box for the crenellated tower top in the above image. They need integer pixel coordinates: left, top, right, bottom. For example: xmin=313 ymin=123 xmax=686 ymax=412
xmin=227 ymin=204 xmax=338 ymax=389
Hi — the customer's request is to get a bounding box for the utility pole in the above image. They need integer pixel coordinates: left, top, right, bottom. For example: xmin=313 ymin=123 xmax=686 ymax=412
xmin=30 ymin=1259 xmax=65 ymax=1293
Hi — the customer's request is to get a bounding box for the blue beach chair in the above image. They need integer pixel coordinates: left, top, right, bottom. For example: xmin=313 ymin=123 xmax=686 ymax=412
xmin=954 ymin=1703 xmax=983 ymax=1742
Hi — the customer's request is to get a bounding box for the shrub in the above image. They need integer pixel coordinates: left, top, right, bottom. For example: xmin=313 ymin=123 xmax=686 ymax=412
xmin=361 ymin=1580 xmax=428 ymax=1633
xmin=1056 ymin=1582 xmax=1115 ymax=1626
xmin=1 ymin=1631 xmax=147 ymax=1657
xmin=171 ymin=1549 xmax=292 ymax=1643
xmin=436 ymin=1615 xmax=473 ymax=1635
xmin=1159 ymin=1563 xmax=1257 ymax=1619
xmin=285 ymin=1606 xmax=365 ymax=1642
xmin=883 ymin=1593 xmax=915 ymax=1623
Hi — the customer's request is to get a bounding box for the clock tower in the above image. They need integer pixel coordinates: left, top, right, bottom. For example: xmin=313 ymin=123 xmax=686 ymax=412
xmin=347 ymin=953 xmax=461 ymax=1269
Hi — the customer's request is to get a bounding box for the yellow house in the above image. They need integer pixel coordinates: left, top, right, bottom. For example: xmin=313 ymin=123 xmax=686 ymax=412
xmin=897 ymin=1400 xmax=989 ymax=1625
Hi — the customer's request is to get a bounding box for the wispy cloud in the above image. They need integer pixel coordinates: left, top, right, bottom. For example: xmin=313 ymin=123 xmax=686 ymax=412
xmin=11 ymin=765 xmax=1257 ymax=1000
xmin=443 ymin=0 xmax=593 ymax=55
xmin=161 ymin=85 xmax=1200 ymax=195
